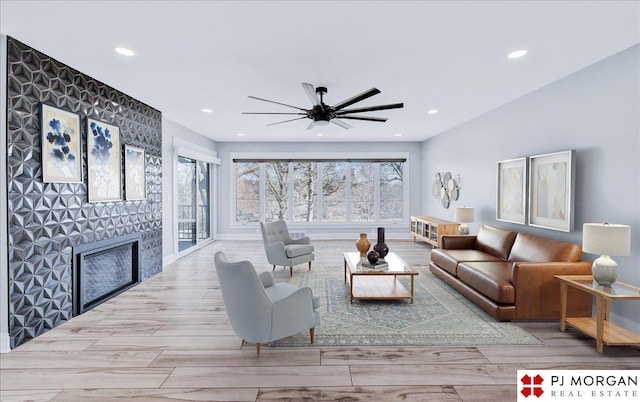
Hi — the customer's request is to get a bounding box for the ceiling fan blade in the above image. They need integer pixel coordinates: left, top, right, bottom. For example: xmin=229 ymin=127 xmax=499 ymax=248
xmin=332 ymin=88 xmax=381 ymax=111
xmin=306 ymin=120 xmax=316 ymax=130
xmin=330 ymin=119 xmax=352 ymax=129
xmin=338 ymin=115 xmax=388 ymax=122
xmin=266 ymin=116 xmax=308 ymax=126
xmin=248 ymin=95 xmax=307 ymax=111
xmin=242 ymin=112 xmax=306 ymax=115
xmin=302 ymin=82 xmax=322 ymax=109
xmin=335 ymin=102 xmax=404 ymax=114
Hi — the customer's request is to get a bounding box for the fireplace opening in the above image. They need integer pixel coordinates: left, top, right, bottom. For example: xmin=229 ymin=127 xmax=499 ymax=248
xmin=72 ymin=232 xmax=142 ymax=316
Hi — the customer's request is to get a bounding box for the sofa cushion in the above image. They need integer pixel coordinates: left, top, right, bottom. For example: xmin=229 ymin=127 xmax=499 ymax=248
xmin=284 ymin=244 xmax=314 ymax=258
xmin=431 ymin=249 xmax=503 ymax=276
xmin=457 ymin=261 xmax=515 ymax=304
xmin=476 ymin=225 xmax=517 ymax=261
xmin=508 ymin=233 xmax=583 ymax=262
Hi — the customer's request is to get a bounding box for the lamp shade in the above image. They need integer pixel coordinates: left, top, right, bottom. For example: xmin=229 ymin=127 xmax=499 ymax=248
xmin=454 ymin=207 xmax=475 ymax=223
xmin=582 ymin=223 xmax=630 ymax=256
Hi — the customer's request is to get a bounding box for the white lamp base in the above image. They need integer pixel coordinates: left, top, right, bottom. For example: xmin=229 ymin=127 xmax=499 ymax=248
xmin=458 ymin=223 xmax=469 ymax=235
xmin=592 ymin=255 xmax=617 ymax=286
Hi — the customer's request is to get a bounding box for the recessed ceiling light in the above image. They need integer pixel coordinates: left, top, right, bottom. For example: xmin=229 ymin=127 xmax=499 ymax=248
xmin=202 ymin=108 xmax=213 ymax=113
xmin=316 ymin=133 xmax=324 ymax=137
xmin=394 ymin=133 xmax=402 ymax=137
xmin=508 ymin=49 xmax=528 ymax=59
xmin=114 ymin=47 xmax=135 ymax=57
xmin=427 ymin=109 xmax=438 ymax=115
xmin=236 ymin=133 xmax=245 ymax=137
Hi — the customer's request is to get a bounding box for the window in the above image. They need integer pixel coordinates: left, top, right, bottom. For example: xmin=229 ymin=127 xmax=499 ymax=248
xmin=351 ymin=162 xmax=374 ymax=222
xmin=293 ymin=162 xmax=317 ymax=222
xmin=233 ymin=157 xmax=405 ymax=224
xmin=265 ymin=161 xmax=289 ymax=221
xmin=380 ymin=162 xmax=403 ymax=222
xmin=235 ymin=162 xmax=260 ymax=223
xmin=321 ymin=162 xmax=346 ymax=222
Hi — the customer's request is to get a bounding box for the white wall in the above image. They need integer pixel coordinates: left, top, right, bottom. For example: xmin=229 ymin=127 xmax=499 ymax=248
xmin=161 ymin=118 xmax=217 ymax=264
xmin=215 ymin=141 xmax=423 ymax=240
xmin=422 ymin=44 xmax=640 ymax=331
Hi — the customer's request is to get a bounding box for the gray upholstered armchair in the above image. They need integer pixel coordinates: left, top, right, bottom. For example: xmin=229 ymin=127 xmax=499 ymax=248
xmin=260 ymin=220 xmax=314 ymax=277
xmin=214 ymin=252 xmax=320 ymax=356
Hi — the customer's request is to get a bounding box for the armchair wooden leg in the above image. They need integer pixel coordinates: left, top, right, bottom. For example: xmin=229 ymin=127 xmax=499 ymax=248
xmin=241 ymin=339 xmax=245 ymax=347
xmin=310 ymin=327 xmax=315 ymax=344
xmin=290 ymin=266 xmax=293 ymax=277
xmin=272 ymin=265 xmax=276 ymax=272
xmin=308 ymin=261 xmax=312 ymax=270
xmin=256 ymin=343 xmax=261 ymax=357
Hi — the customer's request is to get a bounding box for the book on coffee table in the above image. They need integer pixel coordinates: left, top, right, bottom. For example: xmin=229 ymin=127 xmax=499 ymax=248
xmin=361 ymin=260 xmax=388 ymax=270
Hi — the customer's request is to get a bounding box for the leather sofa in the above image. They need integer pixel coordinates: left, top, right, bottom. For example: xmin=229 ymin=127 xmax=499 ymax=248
xmin=429 ymin=225 xmax=592 ymax=321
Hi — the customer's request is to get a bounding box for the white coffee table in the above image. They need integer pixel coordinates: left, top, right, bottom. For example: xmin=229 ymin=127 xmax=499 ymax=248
xmin=343 ymin=252 xmax=418 ymax=304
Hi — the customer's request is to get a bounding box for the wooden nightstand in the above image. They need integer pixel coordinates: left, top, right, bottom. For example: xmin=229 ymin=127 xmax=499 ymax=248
xmin=555 ymin=275 xmax=640 ymax=353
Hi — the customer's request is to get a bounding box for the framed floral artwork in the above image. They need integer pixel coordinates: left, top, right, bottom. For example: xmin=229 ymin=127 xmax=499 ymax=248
xmin=528 ymin=150 xmax=575 ymax=232
xmin=124 ymin=145 xmax=146 ymax=200
xmin=87 ymin=118 xmax=122 ymax=202
xmin=40 ymin=103 xmax=82 ymax=183
xmin=496 ymin=157 xmax=527 ymax=224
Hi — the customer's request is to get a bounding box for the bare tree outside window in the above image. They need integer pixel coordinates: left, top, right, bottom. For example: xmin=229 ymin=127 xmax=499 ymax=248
xmin=265 ymin=162 xmax=289 ymax=221
xmin=351 ymin=162 xmax=374 ymax=222
xmin=236 ymin=162 xmax=260 ymax=222
xmin=322 ymin=162 xmax=346 ymax=222
xmin=294 ymin=162 xmax=317 ymax=222
xmin=234 ymin=159 xmax=404 ymax=224
xmin=380 ymin=161 xmax=403 ymax=222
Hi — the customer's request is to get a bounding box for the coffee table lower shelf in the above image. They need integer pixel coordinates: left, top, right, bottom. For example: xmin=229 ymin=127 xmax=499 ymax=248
xmin=565 ymin=317 xmax=640 ymax=347
xmin=350 ymin=275 xmax=412 ymax=302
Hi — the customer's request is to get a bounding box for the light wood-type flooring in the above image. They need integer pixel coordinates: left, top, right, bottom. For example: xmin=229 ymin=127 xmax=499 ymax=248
xmin=1 ymin=240 xmax=639 ymax=401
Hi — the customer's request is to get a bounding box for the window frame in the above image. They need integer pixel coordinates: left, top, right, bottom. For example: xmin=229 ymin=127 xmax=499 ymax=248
xmin=230 ymin=152 xmax=410 ymax=227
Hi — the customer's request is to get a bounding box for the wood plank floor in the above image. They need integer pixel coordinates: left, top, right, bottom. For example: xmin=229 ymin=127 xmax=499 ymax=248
xmin=1 ymin=240 xmax=639 ymax=401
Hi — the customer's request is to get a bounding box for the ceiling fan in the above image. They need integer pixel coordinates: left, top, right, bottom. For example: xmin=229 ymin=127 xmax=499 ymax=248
xmin=243 ymin=83 xmax=403 ymax=130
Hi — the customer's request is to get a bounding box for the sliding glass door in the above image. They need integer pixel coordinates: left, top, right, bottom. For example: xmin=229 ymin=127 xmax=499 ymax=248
xmin=177 ymin=157 xmax=212 ymax=252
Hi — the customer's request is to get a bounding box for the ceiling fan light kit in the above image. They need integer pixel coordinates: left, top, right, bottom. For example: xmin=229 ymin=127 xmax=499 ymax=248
xmin=243 ymin=83 xmax=403 ymax=130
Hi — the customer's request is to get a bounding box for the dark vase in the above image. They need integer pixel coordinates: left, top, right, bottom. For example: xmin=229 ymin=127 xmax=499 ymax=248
xmin=373 ymin=227 xmax=389 ymax=259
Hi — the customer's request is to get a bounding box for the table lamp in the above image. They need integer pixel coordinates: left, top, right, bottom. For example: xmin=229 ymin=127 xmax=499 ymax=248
xmin=454 ymin=207 xmax=474 ymax=235
xmin=582 ymin=223 xmax=631 ymax=286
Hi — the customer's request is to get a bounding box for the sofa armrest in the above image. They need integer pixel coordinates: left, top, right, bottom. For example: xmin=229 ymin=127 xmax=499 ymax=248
xmin=441 ymin=235 xmax=477 ymax=249
xmin=511 ymin=261 xmax=592 ymax=319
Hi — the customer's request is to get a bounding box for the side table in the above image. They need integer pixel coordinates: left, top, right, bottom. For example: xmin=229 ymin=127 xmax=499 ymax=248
xmin=555 ymin=275 xmax=640 ymax=353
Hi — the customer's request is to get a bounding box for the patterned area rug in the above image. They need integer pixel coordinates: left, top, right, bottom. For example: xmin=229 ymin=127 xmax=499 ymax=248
xmin=270 ymin=265 xmax=542 ymax=347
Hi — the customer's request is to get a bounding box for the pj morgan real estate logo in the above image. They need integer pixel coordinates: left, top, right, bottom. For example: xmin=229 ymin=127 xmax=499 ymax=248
xmin=517 ymin=370 xmax=639 ymax=401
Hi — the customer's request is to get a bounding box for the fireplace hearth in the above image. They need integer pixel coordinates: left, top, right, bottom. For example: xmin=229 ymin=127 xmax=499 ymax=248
xmin=72 ymin=233 xmax=142 ymax=316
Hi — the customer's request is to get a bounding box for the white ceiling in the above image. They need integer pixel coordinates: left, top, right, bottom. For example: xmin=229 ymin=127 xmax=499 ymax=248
xmin=1 ymin=1 xmax=638 ymax=142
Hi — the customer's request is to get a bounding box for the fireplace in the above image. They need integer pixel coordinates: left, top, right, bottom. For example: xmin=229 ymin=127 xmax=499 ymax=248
xmin=72 ymin=233 xmax=142 ymax=316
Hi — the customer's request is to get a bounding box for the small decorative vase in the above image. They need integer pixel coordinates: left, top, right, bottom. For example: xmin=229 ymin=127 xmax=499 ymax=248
xmin=367 ymin=250 xmax=379 ymax=264
xmin=373 ymin=227 xmax=389 ymax=260
xmin=356 ymin=233 xmax=371 ymax=258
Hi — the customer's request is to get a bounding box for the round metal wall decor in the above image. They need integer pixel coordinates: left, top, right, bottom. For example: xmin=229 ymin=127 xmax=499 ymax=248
xmin=432 ymin=171 xmax=462 ymax=209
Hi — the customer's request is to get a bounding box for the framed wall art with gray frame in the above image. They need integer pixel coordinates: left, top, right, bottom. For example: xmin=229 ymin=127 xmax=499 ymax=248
xmin=124 ymin=144 xmax=146 ymax=200
xmin=496 ymin=157 xmax=527 ymax=224
xmin=40 ymin=103 xmax=82 ymax=183
xmin=528 ymin=150 xmax=575 ymax=232
xmin=87 ymin=118 xmax=122 ymax=202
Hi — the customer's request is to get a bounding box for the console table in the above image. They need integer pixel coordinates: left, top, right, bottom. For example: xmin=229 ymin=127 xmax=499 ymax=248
xmin=555 ymin=275 xmax=640 ymax=353
xmin=410 ymin=216 xmax=459 ymax=248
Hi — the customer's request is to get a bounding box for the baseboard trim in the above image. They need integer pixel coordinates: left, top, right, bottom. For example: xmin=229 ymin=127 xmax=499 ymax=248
xmin=609 ymin=311 xmax=640 ymax=334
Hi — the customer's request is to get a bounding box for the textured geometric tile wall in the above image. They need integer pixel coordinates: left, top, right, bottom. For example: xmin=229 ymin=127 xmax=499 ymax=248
xmin=6 ymin=37 xmax=163 ymax=348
